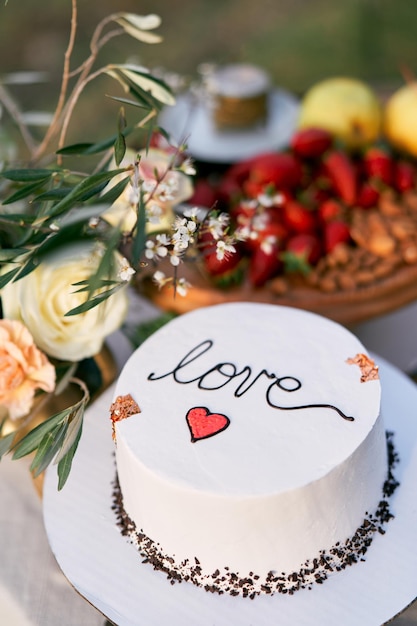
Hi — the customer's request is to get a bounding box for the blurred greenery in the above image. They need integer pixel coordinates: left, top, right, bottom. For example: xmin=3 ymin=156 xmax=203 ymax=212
xmin=1 ymin=0 xmax=417 ymax=149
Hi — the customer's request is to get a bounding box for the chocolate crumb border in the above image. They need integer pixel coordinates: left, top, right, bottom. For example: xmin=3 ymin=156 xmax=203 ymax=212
xmin=111 ymin=431 xmax=399 ymax=599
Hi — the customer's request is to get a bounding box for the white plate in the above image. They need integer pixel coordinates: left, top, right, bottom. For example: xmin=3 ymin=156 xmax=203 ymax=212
xmin=43 ymin=355 xmax=417 ymax=626
xmin=158 ymin=89 xmax=299 ymax=163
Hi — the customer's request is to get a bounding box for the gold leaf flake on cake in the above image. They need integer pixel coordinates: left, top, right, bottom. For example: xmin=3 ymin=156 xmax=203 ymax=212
xmin=110 ymin=394 xmax=141 ymax=440
xmin=346 ymin=353 xmax=379 ymax=382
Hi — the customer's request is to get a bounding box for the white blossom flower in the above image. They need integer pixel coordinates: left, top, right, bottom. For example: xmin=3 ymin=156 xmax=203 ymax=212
xmin=241 ymin=198 xmax=258 ymax=210
xmin=216 ymin=239 xmax=236 ymax=261
xmin=127 ymin=183 xmax=140 ymax=207
xmin=235 ymin=224 xmax=251 ymax=241
xmin=252 ymin=212 xmax=269 ymax=230
xmin=174 ymin=215 xmax=186 ymax=227
xmin=141 ymin=179 xmax=158 ymax=194
xmin=172 ymin=231 xmax=190 ymax=251
xmin=176 ymin=277 xmax=191 ymax=297
xmin=181 ymin=157 xmax=196 ymax=176
xmin=152 ymin=270 xmax=169 ymax=289
xmin=183 ymin=206 xmax=201 ymax=220
xmin=147 ymin=203 xmax=164 ymax=224
xmin=257 ymin=191 xmax=285 ymax=207
xmin=156 ymin=233 xmax=171 ymax=247
xmin=118 ymin=258 xmax=136 ymax=281
xmin=171 ymin=215 xmax=197 ymax=252
xmin=208 ymin=212 xmax=230 ymax=239
xmin=260 ymin=235 xmax=278 ymax=255
xmin=145 ymin=240 xmax=156 ymax=260
xmin=145 ymin=237 xmax=169 ymax=260
xmin=156 ymin=179 xmax=178 ymax=203
xmin=170 ymin=253 xmax=181 ymax=266
xmin=187 ymin=219 xmax=197 ymax=234
xmin=102 ymin=148 xmax=193 ymax=233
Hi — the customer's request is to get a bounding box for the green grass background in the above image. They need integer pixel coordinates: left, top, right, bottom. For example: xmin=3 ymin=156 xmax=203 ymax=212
xmin=1 ymin=0 xmax=417 ymax=148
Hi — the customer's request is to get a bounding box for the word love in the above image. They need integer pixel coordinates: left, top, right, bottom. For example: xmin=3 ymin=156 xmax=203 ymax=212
xmin=148 ymin=340 xmax=354 ymax=422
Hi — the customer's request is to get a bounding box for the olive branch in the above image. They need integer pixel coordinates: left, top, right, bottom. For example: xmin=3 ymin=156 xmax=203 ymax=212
xmin=0 ymin=0 xmax=179 ymax=488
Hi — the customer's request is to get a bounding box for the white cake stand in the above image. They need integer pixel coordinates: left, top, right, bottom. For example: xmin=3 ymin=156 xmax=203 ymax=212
xmin=43 ymin=355 xmax=417 ymax=626
xmin=158 ymin=88 xmax=299 ymax=163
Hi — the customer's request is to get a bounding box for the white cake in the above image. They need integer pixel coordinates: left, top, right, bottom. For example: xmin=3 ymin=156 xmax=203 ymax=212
xmin=111 ymin=303 xmax=389 ymax=597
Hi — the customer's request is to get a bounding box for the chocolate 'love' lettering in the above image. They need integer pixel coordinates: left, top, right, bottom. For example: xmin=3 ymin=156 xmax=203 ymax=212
xmin=148 ymin=339 xmax=354 ymax=422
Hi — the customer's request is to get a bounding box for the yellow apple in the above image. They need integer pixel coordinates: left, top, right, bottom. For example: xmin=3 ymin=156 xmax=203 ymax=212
xmin=298 ymin=77 xmax=382 ymax=149
xmin=384 ymin=82 xmax=417 ymax=157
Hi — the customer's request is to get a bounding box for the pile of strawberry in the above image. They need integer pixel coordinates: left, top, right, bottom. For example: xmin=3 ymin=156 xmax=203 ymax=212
xmin=190 ymin=127 xmax=416 ymax=288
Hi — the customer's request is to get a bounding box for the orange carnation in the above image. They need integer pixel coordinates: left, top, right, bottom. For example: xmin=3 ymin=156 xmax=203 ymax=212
xmin=0 ymin=319 xmax=56 ymax=421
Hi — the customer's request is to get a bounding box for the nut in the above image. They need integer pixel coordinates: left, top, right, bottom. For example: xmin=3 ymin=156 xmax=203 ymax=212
xmin=367 ymin=234 xmax=396 ymax=257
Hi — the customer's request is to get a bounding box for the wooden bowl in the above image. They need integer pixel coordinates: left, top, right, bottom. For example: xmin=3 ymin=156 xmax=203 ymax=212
xmin=139 ymin=260 xmax=417 ymax=327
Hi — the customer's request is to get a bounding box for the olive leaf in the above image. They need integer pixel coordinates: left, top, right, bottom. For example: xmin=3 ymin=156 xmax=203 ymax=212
xmin=30 ymin=421 xmax=68 ymax=478
xmin=2 ymin=180 xmax=49 ymax=205
xmin=98 ymin=175 xmax=130 ymax=204
xmin=105 ymin=65 xmax=175 ymax=106
xmin=0 ymin=431 xmax=15 ymax=461
xmin=34 ymin=168 xmax=128 ymax=221
xmin=57 ymin=423 xmax=83 ymax=490
xmin=0 ymin=248 xmax=28 ymax=261
xmin=113 ymin=13 xmax=162 ymax=44
xmin=0 ymin=266 xmax=21 ymax=289
xmin=1 ymin=168 xmax=57 ymax=182
xmin=106 ymin=94 xmax=149 ymax=110
xmin=54 ymin=404 xmax=84 ymax=464
xmin=65 ymin=282 xmax=125 ymax=316
xmin=130 ymin=190 xmax=147 ymax=266
xmin=12 ymin=409 xmax=69 ymax=460
xmin=114 ymin=132 xmax=126 ymax=166
xmin=10 ymin=378 xmax=90 ymax=489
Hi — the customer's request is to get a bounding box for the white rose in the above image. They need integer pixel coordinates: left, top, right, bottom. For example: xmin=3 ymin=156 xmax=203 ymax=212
xmin=1 ymin=243 xmax=129 ymax=361
xmin=102 ymin=148 xmax=193 ymax=233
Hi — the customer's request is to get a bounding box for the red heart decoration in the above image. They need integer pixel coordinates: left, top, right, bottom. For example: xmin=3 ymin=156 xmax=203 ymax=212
xmin=186 ymin=407 xmax=230 ymax=443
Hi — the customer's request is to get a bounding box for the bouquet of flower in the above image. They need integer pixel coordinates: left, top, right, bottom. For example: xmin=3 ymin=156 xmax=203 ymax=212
xmin=0 ymin=1 xmax=239 ymax=488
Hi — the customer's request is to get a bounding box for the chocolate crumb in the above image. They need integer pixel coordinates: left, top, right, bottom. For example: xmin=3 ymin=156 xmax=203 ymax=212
xmin=111 ymin=430 xmax=399 ymax=599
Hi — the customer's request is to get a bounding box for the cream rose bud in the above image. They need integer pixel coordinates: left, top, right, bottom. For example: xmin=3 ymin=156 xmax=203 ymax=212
xmin=102 ymin=148 xmax=194 ymax=233
xmin=1 ymin=244 xmax=129 ymax=362
xmin=0 ymin=319 xmax=56 ymax=421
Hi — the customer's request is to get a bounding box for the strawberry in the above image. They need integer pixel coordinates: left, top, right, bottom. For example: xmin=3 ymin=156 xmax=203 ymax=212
xmin=222 ymin=158 xmax=255 ymax=185
xmin=290 ymin=127 xmax=333 ymax=159
xmin=244 ymin=152 xmax=303 ymax=192
xmin=189 ymin=178 xmax=218 ymax=208
xmin=282 ymin=233 xmax=322 ymax=274
xmin=216 ymin=175 xmax=243 ymax=204
xmin=356 ymin=181 xmax=380 ymax=209
xmin=217 ymin=156 xmax=266 ymax=202
xmin=362 ymin=146 xmax=393 ymax=186
xmin=394 ymin=161 xmax=415 ymax=193
xmin=248 ymin=239 xmax=282 ymax=287
xmin=299 ymin=183 xmax=330 ymax=208
xmin=323 ymin=149 xmax=357 ymax=206
xmin=323 ymin=220 xmax=351 ymax=254
xmin=317 ymin=199 xmax=344 ymax=223
xmin=282 ymin=200 xmax=317 ymax=234
xmin=243 ymin=179 xmax=270 ymax=198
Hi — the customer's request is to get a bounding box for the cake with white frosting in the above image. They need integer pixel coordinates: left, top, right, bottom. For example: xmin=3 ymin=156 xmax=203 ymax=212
xmin=111 ymin=302 xmax=393 ymax=597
